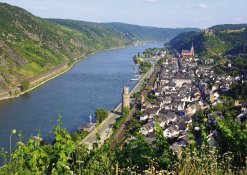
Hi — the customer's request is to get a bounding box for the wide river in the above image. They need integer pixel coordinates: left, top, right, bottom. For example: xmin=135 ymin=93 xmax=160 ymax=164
xmin=0 ymin=42 xmax=163 ymax=152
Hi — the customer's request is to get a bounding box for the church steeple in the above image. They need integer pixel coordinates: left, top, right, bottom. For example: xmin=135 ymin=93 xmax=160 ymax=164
xmin=191 ymin=43 xmax=195 ymax=57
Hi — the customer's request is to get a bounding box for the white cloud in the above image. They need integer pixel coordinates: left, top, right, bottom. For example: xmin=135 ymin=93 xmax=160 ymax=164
xmin=172 ymin=5 xmax=180 ymax=9
xmin=233 ymin=17 xmax=243 ymax=22
xmin=27 ymin=6 xmax=48 ymax=10
xmin=192 ymin=16 xmax=212 ymax=23
xmin=144 ymin=0 xmax=160 ymax=3
xmin=198 ymin=4 xmax=208 ymax=9
xmin=201 ymin=16 xmax=212 ymax=21
xmin=186 ymin=4 xmax=208 ymax=9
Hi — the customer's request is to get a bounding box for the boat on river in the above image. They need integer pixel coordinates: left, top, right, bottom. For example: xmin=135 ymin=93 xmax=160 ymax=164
xmin=130 ymin=78 xmax=139 ymax=81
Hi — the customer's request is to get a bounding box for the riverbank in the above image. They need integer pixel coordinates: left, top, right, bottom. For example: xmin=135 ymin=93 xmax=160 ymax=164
xmin=0 ymin=42 xmax=164 ymax=160
xmin=80 ymin=65 xmax=154 ymax=149
xmin=80 ymin=51 xmax=165 ymax=149
xmin=0 ymin=45 xmax=129 ymax=102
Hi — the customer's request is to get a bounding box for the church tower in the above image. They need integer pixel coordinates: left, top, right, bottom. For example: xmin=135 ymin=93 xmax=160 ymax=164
xmin=190 ymin=43 xmax=195 ymax=57
xmin=122 ymin=86 xmax=130 ymax=113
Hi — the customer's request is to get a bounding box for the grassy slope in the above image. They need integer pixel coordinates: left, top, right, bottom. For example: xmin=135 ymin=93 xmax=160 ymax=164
xmin=0 ymin=3 xmax=199 ymax=91
xmin=0 ymin=3 xmax=128 ymax=90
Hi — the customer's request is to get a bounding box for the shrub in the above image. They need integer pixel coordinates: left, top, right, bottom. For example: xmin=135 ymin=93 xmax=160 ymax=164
xmin=20 ymin=80 xmax=30 ymax=91
xmin=95 ymin=108 xmax=108 ymax=124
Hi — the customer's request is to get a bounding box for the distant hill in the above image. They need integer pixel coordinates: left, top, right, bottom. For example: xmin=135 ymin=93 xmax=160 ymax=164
xmin=210 ymin=24 xmax=247 ymax=31
xmin=0 ymin=3 xmax=128 ymax=90
xmin=169 ymin=24 xmax=247 ymax=57
xmin=47 ymin=19 xmax=130 ymax=49
xmin=103 ymin=22 xmax=198 ymax=42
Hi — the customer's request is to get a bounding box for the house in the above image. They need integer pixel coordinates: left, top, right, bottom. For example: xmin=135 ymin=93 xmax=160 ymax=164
xmin=154 ymin=87 xmax=163 ymax=96
xmin=140 ymin=113 xmax=149 ymax=121
xmin=178 ymin=134 xmax=190 ymax=144
xmin=156 ymin=114 xmax=169 ymax=128
xmin=140 ymin=122 xmax=155 ymax=136
xmin=163 ymin=96 xmax=172 ymax=105
xmin=185 ymin=104 xmax=197 ymax=115
xmin=146 ymin=107 xmax=160 ymax=117
xmin=206 ymin=130 xmax=220 ymax=147
xmin=183 ymin=115 xmax=192 ymax=124
xmin=163 ymin=125 xmax=179 ymax=138
xmin=173 ymin=74 xmax=192 ymax=87
xmin=172 ymin=101 xmax=185 ymax=111
xmin=236 ymin=111 xmax=247 ymax=123
xmin=177 ymin=118 xmax=188 ymax=130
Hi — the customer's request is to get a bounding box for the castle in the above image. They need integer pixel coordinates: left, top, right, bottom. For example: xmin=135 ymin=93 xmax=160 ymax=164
xmin=181 ymin=44 xmax=195 ymax=58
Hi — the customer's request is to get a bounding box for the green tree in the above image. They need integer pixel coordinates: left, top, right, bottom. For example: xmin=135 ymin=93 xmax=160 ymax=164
xmin=95 ymin=108 xmax=108 ymax=124
xmin=115 ymin=134 xmax=155 ymax=172
xmin=20 ymin=80 xmax=30 ymax=91
xmin=154 ymin=125 xmax=175 ymax=170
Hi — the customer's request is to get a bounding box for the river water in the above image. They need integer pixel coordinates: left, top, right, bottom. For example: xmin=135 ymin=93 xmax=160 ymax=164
xmin=0 ymin=42 xmax=163 ymax=151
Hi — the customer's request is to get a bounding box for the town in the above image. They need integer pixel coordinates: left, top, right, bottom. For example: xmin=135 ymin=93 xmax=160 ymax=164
xmin=123 ymin=44 xmax=247 ymax=154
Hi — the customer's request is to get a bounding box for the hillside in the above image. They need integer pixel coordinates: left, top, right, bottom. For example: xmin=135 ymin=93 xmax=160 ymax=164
xmin=169 ymin=24 xmax=247 ymax=57
xmin=0 ymin=3 xmax=198 ymax=93
xmin=0 ymin=3 xmax=128 ymax=91
xmin=46 ymin=19 xmax=129 ymax=49
xmin=103 ymin=22 xmax=198 ymax=42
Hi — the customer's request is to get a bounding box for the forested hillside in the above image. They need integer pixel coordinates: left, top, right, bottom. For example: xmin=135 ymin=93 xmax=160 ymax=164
xmin=47 ymin=19 xmax=129 ymax=49
xmin=170 ymin=24 xmax=247 ymax=57
xmin=0 ymin=3 xmax=128 ymax=91
xmin=0 ymin=3 xmax=198 ymax=92
xmin=103 ymin=22 xmax=198 ymax=41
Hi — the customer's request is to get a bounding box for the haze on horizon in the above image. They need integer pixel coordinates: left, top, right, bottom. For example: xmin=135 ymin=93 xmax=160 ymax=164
xmin=1 ymin=0 xmax=247 ymax=29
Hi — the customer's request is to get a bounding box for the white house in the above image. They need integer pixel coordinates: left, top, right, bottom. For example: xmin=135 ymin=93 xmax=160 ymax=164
xmin=140 ymin=123 xmax=155 ymax=136
xmin=163 ymin=125 xmax=179 ymax=138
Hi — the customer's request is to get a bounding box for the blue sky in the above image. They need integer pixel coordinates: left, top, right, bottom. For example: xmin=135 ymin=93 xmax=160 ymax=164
xmin=1 ymin=0 xmax=246 ymax=28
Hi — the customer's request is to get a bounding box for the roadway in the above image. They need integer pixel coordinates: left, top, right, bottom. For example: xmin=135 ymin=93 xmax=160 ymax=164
xmin=110 ymin=65 xmax=161 ymax=148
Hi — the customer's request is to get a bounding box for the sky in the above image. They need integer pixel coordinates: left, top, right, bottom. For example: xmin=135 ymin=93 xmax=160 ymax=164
xmin=1 ymin=0 xmax=246 ymax=28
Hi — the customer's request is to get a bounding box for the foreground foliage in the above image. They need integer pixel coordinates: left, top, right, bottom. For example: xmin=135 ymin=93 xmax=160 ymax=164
xmin=1 ymin=83 xmax=247 ymax=174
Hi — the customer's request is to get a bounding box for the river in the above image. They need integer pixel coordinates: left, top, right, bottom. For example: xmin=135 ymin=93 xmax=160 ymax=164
xmin=0 ymin=42 xmax=163 ymax=152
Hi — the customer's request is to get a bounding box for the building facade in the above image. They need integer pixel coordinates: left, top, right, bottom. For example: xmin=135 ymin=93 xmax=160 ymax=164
xmin=181 ymin=44 xmax=195 ymax=58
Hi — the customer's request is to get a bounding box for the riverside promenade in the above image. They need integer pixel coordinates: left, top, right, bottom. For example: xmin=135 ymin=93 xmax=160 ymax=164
xmin=80 ymin=64 xmax=157 ymax=150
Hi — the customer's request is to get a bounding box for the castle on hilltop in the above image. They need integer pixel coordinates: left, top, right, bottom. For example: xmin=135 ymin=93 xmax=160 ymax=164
xmin=181 ymin=44 xmax=195 ymax=58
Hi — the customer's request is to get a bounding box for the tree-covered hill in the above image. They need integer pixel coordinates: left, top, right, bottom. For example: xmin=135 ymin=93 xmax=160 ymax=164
xmin=46 ymin=19 xmax=129 ymax=49
xmin=0 ymin=3 xmax=129 ymax=91
xmin=169 ymin=24 xmax=247 ymax=57
xmin=210 ymin=24 xmax=247 ymax=31
xmin=103 ymin=22 xmax=199 ymax=42
xmin=0 ymin=3 xmax=198 ymax=92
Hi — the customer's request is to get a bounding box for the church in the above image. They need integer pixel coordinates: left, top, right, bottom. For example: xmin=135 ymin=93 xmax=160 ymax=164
xmin=181 ymin=44 xmax=195 ymax=58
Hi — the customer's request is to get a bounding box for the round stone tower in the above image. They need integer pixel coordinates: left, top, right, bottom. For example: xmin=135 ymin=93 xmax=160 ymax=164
xmin=122 ymin=86 xmax=130 ymax=112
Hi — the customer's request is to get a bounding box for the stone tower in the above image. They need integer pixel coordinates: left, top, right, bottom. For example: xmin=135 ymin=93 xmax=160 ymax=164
xmin=122 ymin=86 xmax=130 ymax=112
